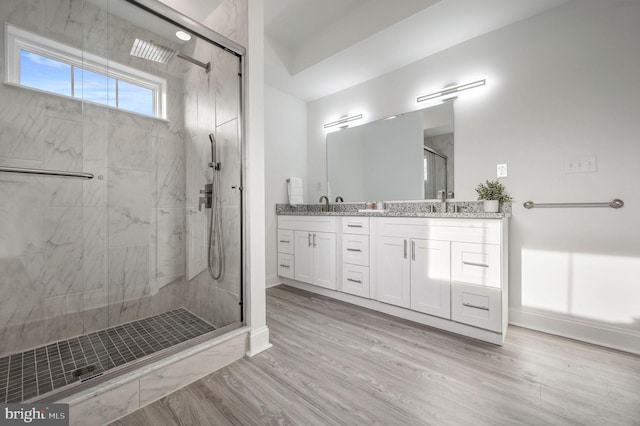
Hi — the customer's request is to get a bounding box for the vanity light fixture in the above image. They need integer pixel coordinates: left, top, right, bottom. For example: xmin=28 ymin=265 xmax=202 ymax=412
xmin=323 ymin=114 xmax=363 ymax=129
xmin=175 ymin=30 xmax=192 ymax=41
xmin=417 ymin=79 xmax=486 ymax=103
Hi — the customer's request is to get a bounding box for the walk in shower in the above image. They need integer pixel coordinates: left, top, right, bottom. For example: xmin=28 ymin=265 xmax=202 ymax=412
xmin=0 ymin=0 xmax=245 ymax=404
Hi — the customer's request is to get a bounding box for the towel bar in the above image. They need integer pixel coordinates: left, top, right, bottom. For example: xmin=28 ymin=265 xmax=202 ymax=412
xmin=523 ymin=199 xmax=624 ymax=209
xmin=0 ymin=166 xmax=94 ymax=179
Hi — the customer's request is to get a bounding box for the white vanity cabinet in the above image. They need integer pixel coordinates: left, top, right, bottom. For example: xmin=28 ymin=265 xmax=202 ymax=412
xmin=370 ymin=216 xmax=508 ymax=342
xmin=278 ymin=216 xmax=337 ymax=290
xmin=278 ymin=213 xmax=509 ymax=345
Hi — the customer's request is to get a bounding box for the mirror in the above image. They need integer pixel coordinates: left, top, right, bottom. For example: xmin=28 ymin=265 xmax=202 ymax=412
xmin=327 ymin=102 xmax=454 ymax=202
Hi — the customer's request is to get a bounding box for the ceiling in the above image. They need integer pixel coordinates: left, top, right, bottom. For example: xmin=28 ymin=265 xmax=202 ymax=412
xmin=264 ymin=0 xmax=571 ymax=101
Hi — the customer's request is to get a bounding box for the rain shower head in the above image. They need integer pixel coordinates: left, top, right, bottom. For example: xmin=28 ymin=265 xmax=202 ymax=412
xmin=130 ymin=38 xmax=211 ymax=72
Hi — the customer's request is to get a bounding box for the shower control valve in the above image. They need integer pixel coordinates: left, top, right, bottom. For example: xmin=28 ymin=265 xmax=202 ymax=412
xmin=198 ymin=183 xmax=213 ymax=211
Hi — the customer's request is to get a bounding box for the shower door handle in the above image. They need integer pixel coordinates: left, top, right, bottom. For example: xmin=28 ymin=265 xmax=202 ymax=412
xmin=308 ymin=233 xmax=312 ymax=247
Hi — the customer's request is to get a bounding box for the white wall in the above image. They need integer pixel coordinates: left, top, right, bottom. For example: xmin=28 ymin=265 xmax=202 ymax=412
xmin=264 ymin=85 xmax=307 ymax=286
xmin=304 ymin=0 xmax=640 ymax=353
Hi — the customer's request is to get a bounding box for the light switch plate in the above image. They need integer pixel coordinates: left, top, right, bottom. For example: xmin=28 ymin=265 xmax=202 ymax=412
xmin=564 ymin=156 xmax=597 ymax=173
xmin=497 ymin=163 xmax=508 ymax=178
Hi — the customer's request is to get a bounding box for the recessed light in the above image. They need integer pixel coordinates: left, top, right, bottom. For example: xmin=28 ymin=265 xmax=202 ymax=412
xmin=175 ymin=30 xmax=191 ymax=41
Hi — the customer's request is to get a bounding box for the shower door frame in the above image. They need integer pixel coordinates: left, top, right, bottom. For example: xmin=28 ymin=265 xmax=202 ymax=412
xmin=33 ymin=0 xmax=247 ymax=403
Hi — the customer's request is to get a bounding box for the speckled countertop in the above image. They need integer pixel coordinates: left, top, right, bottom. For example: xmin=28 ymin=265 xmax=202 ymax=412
xmin=276 ymin=201 xmax=511 ymax=219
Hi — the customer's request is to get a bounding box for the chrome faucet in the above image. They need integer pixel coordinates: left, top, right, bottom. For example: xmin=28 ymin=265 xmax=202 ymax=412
xmin=335 ymin=196 xmax=344 ymax=202
xmin=319 ymin=195 xmax=330 ymax=212
xmin=439 ymin=189 xmax=447 ymax=213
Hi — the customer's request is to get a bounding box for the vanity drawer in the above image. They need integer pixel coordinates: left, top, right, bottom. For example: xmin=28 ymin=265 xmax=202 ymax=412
xmin=451 ymin=282 xmax=502 ymax=332
xmin=341 ymin=217 xmax=369 ymax=235
xmin=277 ymin=253 xmax=294 ymax=279
xmin=277 ymin=230 xmax=294 ymax=254
xmin=342 ymin=264 xmax=370 ymax=298
xmin=451 ymin=242 xmax=501 ymax=288
xmin=342 ymin=234 xmax=369 ymax=266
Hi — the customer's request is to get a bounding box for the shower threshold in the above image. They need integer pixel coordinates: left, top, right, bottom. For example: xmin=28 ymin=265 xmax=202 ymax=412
xmin=0 ymin=308 xmax=215 ymax=404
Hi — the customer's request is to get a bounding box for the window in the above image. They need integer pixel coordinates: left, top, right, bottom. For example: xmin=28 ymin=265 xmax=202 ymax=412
xmin=6 ymin=25 xmax=166 ymax=119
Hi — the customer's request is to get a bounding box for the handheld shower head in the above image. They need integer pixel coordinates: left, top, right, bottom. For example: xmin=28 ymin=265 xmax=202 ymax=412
xmin=209 ymin=133 xmax=220 ymax=170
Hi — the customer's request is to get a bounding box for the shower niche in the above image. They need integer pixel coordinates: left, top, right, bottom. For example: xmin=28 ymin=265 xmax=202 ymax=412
xmin=0 ymin=0 xmax=245 ymax=404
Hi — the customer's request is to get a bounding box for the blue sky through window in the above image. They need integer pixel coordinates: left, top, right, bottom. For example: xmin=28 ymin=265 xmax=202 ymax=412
xmin=20 ymin=50 xmax=72 ymax=96
xmin=74 ymin=67 xmax=117 ymax=107
xmin=118 ymin=80 xmax=153 ymax=116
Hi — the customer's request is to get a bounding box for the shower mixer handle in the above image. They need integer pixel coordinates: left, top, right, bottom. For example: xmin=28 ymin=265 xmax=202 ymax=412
xmin=198 ymin=183 xmax=213 ymax=211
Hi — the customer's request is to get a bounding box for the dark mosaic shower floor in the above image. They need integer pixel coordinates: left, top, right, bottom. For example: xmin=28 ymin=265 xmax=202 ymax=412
xmin=0 ymin=308 xmax=216 ymax=403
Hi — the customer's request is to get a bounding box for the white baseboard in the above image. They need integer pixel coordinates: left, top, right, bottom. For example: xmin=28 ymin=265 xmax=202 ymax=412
xmin=509 ymin=308 xmax=640 ymax=355
xmin=266 ymin=274 xmax=282 ymax=288
xmin=246 ymin=325 xmax=272 ymax=357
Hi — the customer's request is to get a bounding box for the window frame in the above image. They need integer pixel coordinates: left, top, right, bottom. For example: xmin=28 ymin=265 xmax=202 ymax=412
xmin=5 ymin=24 xmax=167 ymax=119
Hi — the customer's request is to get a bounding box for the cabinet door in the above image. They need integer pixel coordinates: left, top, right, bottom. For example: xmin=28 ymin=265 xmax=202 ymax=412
xmin=410 ymin=239 xmax=451 ymax=319
xmin=313 ymin=232 xmax=337 ymax=290
xmin=375 ymin=236 xmax=410 ymax=308
xmin=294 ymin=231 xmax=314 ymax=284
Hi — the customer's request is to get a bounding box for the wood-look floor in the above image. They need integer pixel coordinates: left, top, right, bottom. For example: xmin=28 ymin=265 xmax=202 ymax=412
xmin=112 ymin=285 xmax=640 ymax=426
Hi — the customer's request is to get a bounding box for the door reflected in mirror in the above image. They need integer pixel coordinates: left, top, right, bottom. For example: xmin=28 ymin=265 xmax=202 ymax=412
xmin=327 ymin=102 xmax=454 ymax=202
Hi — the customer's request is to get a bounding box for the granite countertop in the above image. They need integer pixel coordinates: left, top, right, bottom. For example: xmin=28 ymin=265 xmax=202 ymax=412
xmin=276 ymin=201 xmax=511 ymax=219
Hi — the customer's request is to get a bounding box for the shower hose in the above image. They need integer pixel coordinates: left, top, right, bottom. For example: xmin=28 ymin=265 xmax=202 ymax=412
xmin=208 ymin=172 xmax=224 ymax=281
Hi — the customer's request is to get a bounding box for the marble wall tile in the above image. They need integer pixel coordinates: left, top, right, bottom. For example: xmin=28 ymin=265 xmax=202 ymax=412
xmin=81 ymin=3 xmax=108 ymax=58
xmin=156 ymin=135 xmax=186 ymax=208
xmin=43 ymin=207 xmax=83 ymax=297
xmin=108 ymin=246 xmax=150 ymax=304
xmin=214 ymin=48 xmax=240 ymax=127
xmin=44 ymin=97 xmax=83 ymax=121
xmin=44 ymin=0 xmax=84 ymax=47
xmin=156 ymin=208 xmax=185 ymax=279
xmin=83 ymin=207 xmax=107 ymax=292
xmin=0 ymin=1 xmax=45 ymax=36
xmin=0 ymin=175 xmax=45 ymax=258
xmin=205 ymin=0 xmax=237 ymax=42
xmin=235 ymin=0 xmax=248 ymax=47
xmin=68 ymin=380 xmax=139 ymax=426
xmin=44 ymin=117 xmax=83 ymax=171
xmin=83 ymin=162 xmax=106 ymax=207
xmin=0 ymin=257 xmax=44 ymax=328
xmin=0 ymin=87 xmax=45 ymax=161
xmin=210 ymin=287 xmax=241 ymax=328
xmin=215 ymin=118 xmax=241 ymax=207
xmin=43 ymin=293 xmax=83 ymax=342
xmin=108 ymin=206 xmax=150 ymax=247
xmin=185 ymin=133 xmax=211 ymax=208
xmin=107 ymin=168 xmax=151 ymax=209
xmin=107 ymin=112 xmax=153 ymax=171
xmin=0 ymin=319 xmax=44 ymax=358
xmin=82 ymin=104 xmax=108 ymax=163
xmin=45 ymin=178 xmax=83 ymax=207
xmin=216 ymin=205 xmax=241 ymax=295
xmin=138 ymin=332 xmax=247 ymax=405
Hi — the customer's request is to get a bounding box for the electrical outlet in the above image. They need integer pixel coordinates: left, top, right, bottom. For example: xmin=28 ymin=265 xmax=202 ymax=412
xmin=316 ymin=182 xmax=321 ymax=191
xmin=497 ymin=163 xmax=508 ymax=178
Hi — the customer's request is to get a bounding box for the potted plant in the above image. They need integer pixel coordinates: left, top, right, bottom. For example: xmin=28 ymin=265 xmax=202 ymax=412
xmin=475 ymin=180 xmax=512 ymax=213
